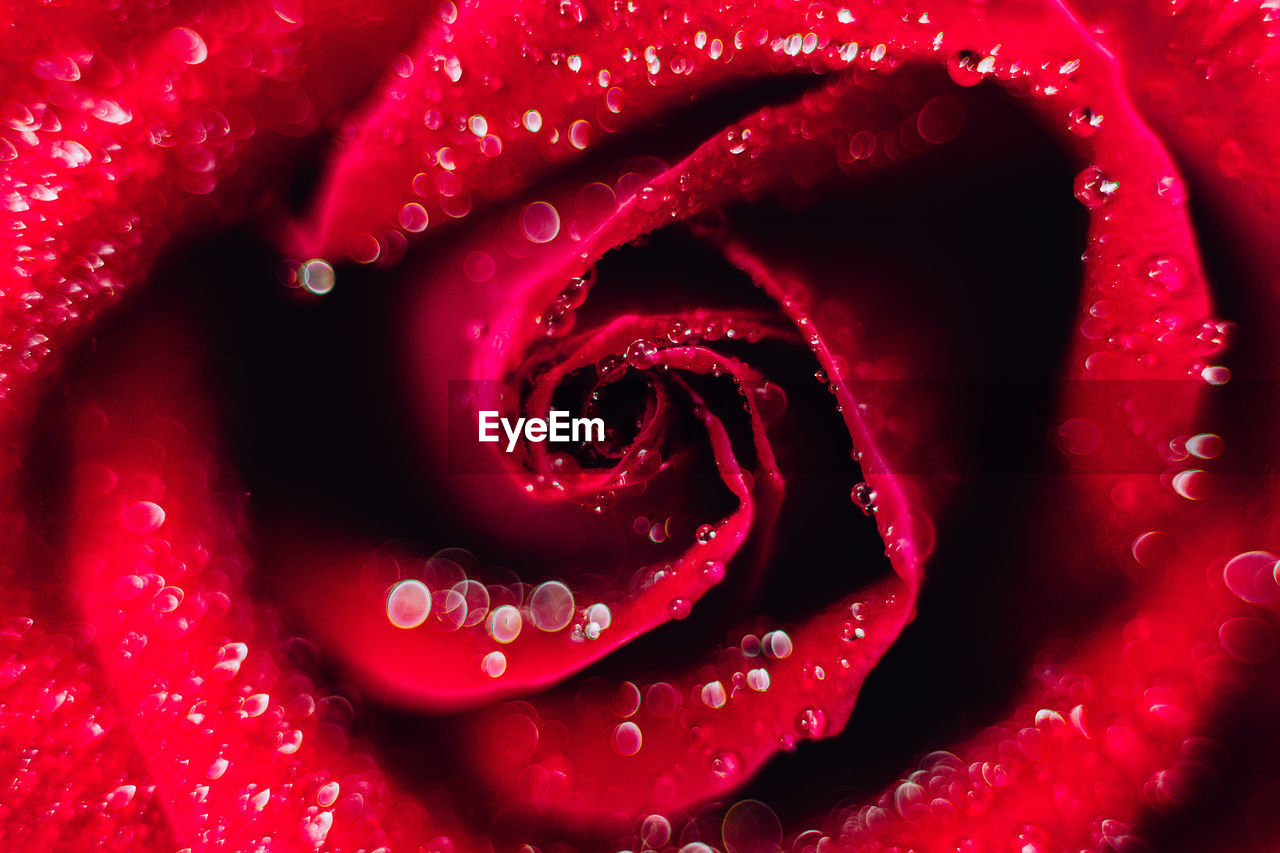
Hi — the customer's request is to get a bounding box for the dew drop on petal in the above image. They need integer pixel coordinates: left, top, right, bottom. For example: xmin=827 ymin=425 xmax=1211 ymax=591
xmin=1144 ymin=257 xmax=1185 ymax=296
xmin=612 ymin=721 xmax=643 ymax=755
xmin=1073 ymin=165 xmax=1118 ymax=208
xmin=1201 ymin=365 xmax=1231 ymax=386
xmin=848 ymin=130 xmax=876 ymax=160
xmin=386 ymin=579 xmax=432 ymax=629
xmin=850 ymin=482 xmax=877 ymax=514
xmin=762 ymin=630 xmax=792 ymax=659
xmin=915 ymin=95 xmax=964 ymax=145
xmin=1171 ymin=469 xmax=1209 ymax=500
xmin=523 ymin=109 xmax=543 ymax=132
xmin=1223 ymin=551 xmax=1280 ymax=606
xmin=710 ymin=749 xmax=741 ymax=779
xmin=399 ymin=202 xmax=429 ymax=232
xmin=165 ymin=27 xmax=209 ymax=64
xmin=681 ymin=844 xmax=716 ymax=853
xmin=585 ymin=602 xmax=612 ymax=635
xmin=1130 ymin=530 xmax=1176 ymax=569
xmin=695 ymin=524 xmax=717 ymax=544
xmin=316 ymin=781 xmax=340 ymax=807
xmin=481 ymin=650 xmax=507 ymax=677
xmin=615 ymin=681 xmax=642 ymax=717
xmin=646 ymin=682 xmax=681 ymax=717
xmin=569 ymin=119 xmax=592 ymax=149
xmin=796 ymin=706 xmax=826 ymax=737
xmin=1067 ymin=105 xmax=1103 ymax=137
xmin=1187 ymin=433 xmax=1223 ymax=459
xmin=701 ymin=680 xmax=727 ymax=709
xmin=1219 ymin=616 xmax=1276 ymax=663
xmin=488 ymin=604 xmax=523 ymax=643
xmin=723 ymin=799 xmax=783 ymax=853
xmin=642 ymin=815 xmax=672 ymax=847
xmin=530 ymin=581 xmax=575 ymax=631
xmin=522 ymin=201 xmax=560 ymax=243
xmin=625 ymin=338 xmax=660 ymax=369
xmin=455 ymin=579 xmax=490 ymax=627
xmin=946 ymin=50 xmax=984 ymax=86
xmin=123 ymin=500 xmax=165 ymax=534
xmin=746 ymin=668 xmax=771 ymax=692
xmin=436 ymin=588 xmax=468 ymax=631
xmin=299 ymin=259 xmax=335 ymax=294
xmin=668 ymin=598 xmax=692 ymax=619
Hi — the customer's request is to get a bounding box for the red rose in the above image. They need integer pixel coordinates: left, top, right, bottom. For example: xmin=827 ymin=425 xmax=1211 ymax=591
xmin=3 ymin=0 xmax=1280 ymax=850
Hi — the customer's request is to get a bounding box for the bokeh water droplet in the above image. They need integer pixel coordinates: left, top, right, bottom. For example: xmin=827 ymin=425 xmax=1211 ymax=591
xmin=529 ymin=581 xmax=575 ymax=631
xmin=521 ymin=202 xmax=561 ymax=243
xmin=387 ymin=579 xmax=432 ymax=629
xmin=612 ymin=721 xmax=643 ymax=755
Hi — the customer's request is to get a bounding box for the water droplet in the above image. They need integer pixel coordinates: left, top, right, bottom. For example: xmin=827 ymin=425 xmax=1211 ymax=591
xmin=850 ymin=482 xmax=877 ymax=514
xmin=723 ymin=799 xmax=783 ymax=853
xmin=468 ymin=114 xmax=488 ymax=136
xmin=1073 ymin=166 xmax=1118 ymax=208
xmin=1144 ymin=257 xmax=1185 ymax=296
xmin=299 ymin=259 xmax=335 ymax=294
xmin=316 ymin=781 xmax=340 ymax=807
xmin=1171 ymin=469 xmax=1209 ymax=500
xmin=916 ymin=95 xmax=965 ymax=144
xmin=746 ymin=668 xmax=771 ymax=691
xmin=123 ymin=500 xmax=166 ymax=534
xmin=1130 ymin=530 xmax=1175 ymax=569
xmin=488 ymin=604 xmax=523 ymax=643
xmin=642 ymin=814 xmax=672 ymax=847
xmin=669 ymin=598 xmax=692 ymax=619
xmin=1201 ymin=365 xmax=1231 ymax=386
xmin=702 ymin=560 xmax=726 ymax=583
xmin=454 ymin=579 xmax=490 ymax=628
xmin=616 ymin=681 xmax=642 ymax=717
xmin=946 ymin=50 xmax=985 ymax=86
xmin=521 ymin=201 xmax=561 ymax=243
xmin=481 ymin=650 xmax=507 ymax=677
xmin=646 ymin=682 xmax=681 ymax=717
xmin=751 ymin=382 xmax=787 ymax=422
xmin=695 ymin=524 xmax=717 ymax=544
xmin=559 ymin=274 xmax=592 ymax=309
xmin=597 ymin=354 xmax=626 ymax=382
xmin=399 ymin=203 xmax=429 ymax=233
xmin=625 ymin=338 xmax=660 ymax=369
xmin=701 ymin=680 xmax=728 ymax=708
xmin=1223 ymin=551 xmax=1280 ymax=606
xmin=762 ymin=630 xmax=792 ymax=659
xmin=165 ymin=27 xmax=209 ymax=64
xmin=529 ymin=581 xmax=575 ymax=631
xmin=1067 ymin=106 xmax=1103 ymax=137
xmin=795 ymin=706 xmax=826 ymax=737
xmin=1186 ymin=433 xmax=1223 ymax=459
xmin=1219 ymin=616 xmax=1276 ymax=663
xmin=585 ymin=602 xmax=612 ymax=637
xmin=569 ymin=119 xmax=592 ymax=149
xmin=710 ymin=749 xmax=741 ymax=778
xmin=847 ymin=130 xmax=877 ymax=160
xmin=387 ymin=579 xmax=432 ymax=629
xmin=612 ymin=721 xmax=643 ymax=755
xmin=523 ymin=110 xmax=543 ymax=132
